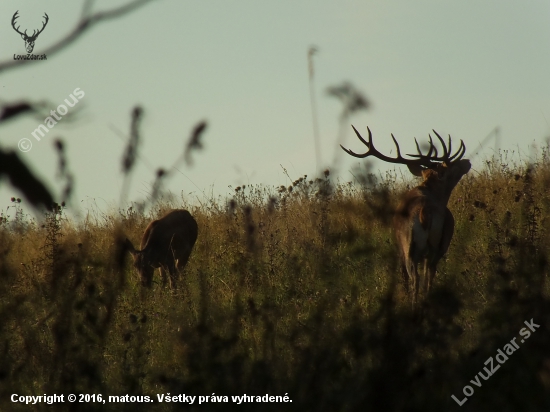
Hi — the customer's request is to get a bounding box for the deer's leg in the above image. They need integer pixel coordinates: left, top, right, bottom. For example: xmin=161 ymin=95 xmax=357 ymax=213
xmin=401 ymin=244 xmax=419 ymax=307
xmin=406 ymin=259 xmax=419 ymax=307
xmin=426 ymin=252 xmax=440 ymax=292
xmin=427 ymin=264 xmax=437 ymax=292
xmin=401 ymin=262 xmax=410 ymax=292
xmin=159 ymin=266 xmax=168 ymax=287
xmin=423 ymin=258 xmax=432 ymax=295
xmin=167 ymin=261 xmax=178 ymax=290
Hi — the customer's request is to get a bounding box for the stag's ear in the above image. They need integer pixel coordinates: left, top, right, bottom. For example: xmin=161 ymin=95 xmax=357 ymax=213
xmin=124 ymin=238 xmax=138 ymax=256
xmin=406 ymin=164 xmax=425 ymax=177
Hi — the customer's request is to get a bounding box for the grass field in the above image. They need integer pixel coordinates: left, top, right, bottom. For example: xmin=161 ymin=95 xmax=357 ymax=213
xmin=1 ymin=152 xmax=550 ymax=411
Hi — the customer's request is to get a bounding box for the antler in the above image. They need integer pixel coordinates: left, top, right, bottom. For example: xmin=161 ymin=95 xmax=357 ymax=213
xmin=408 ymin=130 xmax=466 ymax=165
xmin=11 ymin=11 xmax=49 ymax=39
xmin=342 ymin=126 xmax=442 ymax=168
xmin=34 ymin=13 xmax=49 ymax=38
xmin=11 ymin=11 xmax=25 ymax=36
xmin=341 ymin=126 xmax=466 ymax=169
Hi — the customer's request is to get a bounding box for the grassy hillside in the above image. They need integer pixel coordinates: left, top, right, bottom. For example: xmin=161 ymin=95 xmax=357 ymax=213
xmin=1 ymin=152 xmax=550 ymax=411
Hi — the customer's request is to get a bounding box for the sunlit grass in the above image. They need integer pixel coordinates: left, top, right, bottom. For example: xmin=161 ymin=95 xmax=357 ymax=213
xmin=1 ymin=151 xmax=550 ymax=411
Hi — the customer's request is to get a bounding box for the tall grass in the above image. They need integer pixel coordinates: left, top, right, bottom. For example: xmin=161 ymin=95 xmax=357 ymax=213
xmin=1 ymin=152 xmax=550 ymax=411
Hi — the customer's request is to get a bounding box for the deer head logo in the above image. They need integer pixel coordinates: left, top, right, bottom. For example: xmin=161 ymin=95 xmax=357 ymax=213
xmin=11 ymin=11 xmax=49 ymax=54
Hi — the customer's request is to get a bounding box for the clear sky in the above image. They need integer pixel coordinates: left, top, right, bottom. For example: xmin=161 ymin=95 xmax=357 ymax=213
xmin=1 ymin=0 xmax=550 ymax=218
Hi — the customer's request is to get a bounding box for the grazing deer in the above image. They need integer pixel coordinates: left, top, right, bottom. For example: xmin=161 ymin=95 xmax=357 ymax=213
xmin=125 ymin=209 xmax=198 ymax=289
xmin=341 ymin=126 xmax=470 ymax=305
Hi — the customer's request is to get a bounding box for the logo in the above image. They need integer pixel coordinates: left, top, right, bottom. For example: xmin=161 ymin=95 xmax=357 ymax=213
xmin=11 ymin=11 xmax=49 ymax=54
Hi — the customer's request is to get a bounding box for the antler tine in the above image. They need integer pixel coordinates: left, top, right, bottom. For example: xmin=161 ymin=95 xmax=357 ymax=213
xmin=356 ymin=125 xmax=373 ymax=149
xmin=432 ymin=130 xmax=448 ymax=160
xmin=413 ymin=138 xmax=422 ymax=157
xmin=428 ymin=134 xmax=437 ymax=158
xmin=448 ymin=140 xmax=466 ymax=161
xmin=340 ymin=126 xmax=371 ymax=158
xmin=458 ymin=140 xmax=466 ymax=159
xmin=447 ymin=134 xmax=452 ymax=157
xmin=408 ymin=136 xmax=437 ymax=159
xmin=390 ymin=134 xmax=402 ymax=158
xmin=339 ymin=143 xmax=361 ymax=158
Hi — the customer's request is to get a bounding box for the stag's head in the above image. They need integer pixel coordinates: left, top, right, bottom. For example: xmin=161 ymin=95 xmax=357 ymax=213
xmin=341 ymin=126 xmax=470 ymax=200
xmin=12 ymin=11 xmax=49 ymax=53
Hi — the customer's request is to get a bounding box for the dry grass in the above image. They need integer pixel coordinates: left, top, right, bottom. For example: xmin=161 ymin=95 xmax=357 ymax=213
xmin=1 ymin=152 xmax=550 ymax=411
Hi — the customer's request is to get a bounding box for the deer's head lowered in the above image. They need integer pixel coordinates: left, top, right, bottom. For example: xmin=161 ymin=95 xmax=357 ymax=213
xmin=12 ymin=11 xmax=49 ymax=54
xmin=342 ymin=126 xmax=470 ymax=306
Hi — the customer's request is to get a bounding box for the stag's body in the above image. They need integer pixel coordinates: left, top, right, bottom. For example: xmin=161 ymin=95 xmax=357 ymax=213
xmin=393 ymin=165 xmax=469 ymax=304
xmin=342 ymin=126 xmax=470 ymax=306
xmin=126 ymin=209 xmax=198 ymax=288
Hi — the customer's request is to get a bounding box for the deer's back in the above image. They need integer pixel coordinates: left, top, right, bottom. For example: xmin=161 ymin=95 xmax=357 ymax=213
xmin=141 ymin=210 xmax=198 ymax=251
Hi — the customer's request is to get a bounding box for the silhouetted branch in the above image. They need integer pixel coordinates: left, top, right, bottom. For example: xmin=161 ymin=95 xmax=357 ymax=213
xmin=0 ymin=149 xmax=54 ymax=211
xmin=149 ymin=121 xmax=207 ymax=203
xmin=122 ymin=106 xmax=143 ymax=175
xmin=327 ymin=81 xmax=370 ymax=168
xmin=308 ymin=45 xmax=322 ymax=171
xmin=53 ymin=139 xmax=74 ymax=204
xmin=183 ymin=120 xmax=207 ymax=166
xmin=119 ymin=106 xmax=144 ymax=206
xmin=0 ymin=102 xmax=35 ymax=123
xmin=326 ymin=81 xmax=370 ymax=117
xmin=0 ymin=100 xmax=84 ymax=127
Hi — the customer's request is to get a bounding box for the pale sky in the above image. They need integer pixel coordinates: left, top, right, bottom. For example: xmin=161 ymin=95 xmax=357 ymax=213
xmin=1 ymin=0 xmax=549 ymax=218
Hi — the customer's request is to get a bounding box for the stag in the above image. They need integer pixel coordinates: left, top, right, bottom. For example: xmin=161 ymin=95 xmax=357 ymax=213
xmin=125 ymin=210 xmax=198 ymax=289
xmin=12 ymin=11 xmax=49 ymax=53
xmin=341 ymin=126 xmax=470 ymax=305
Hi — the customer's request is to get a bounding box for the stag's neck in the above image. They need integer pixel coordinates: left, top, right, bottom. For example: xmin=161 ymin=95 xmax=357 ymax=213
xmin=417 ymin=182 xmax=452 ymax=207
